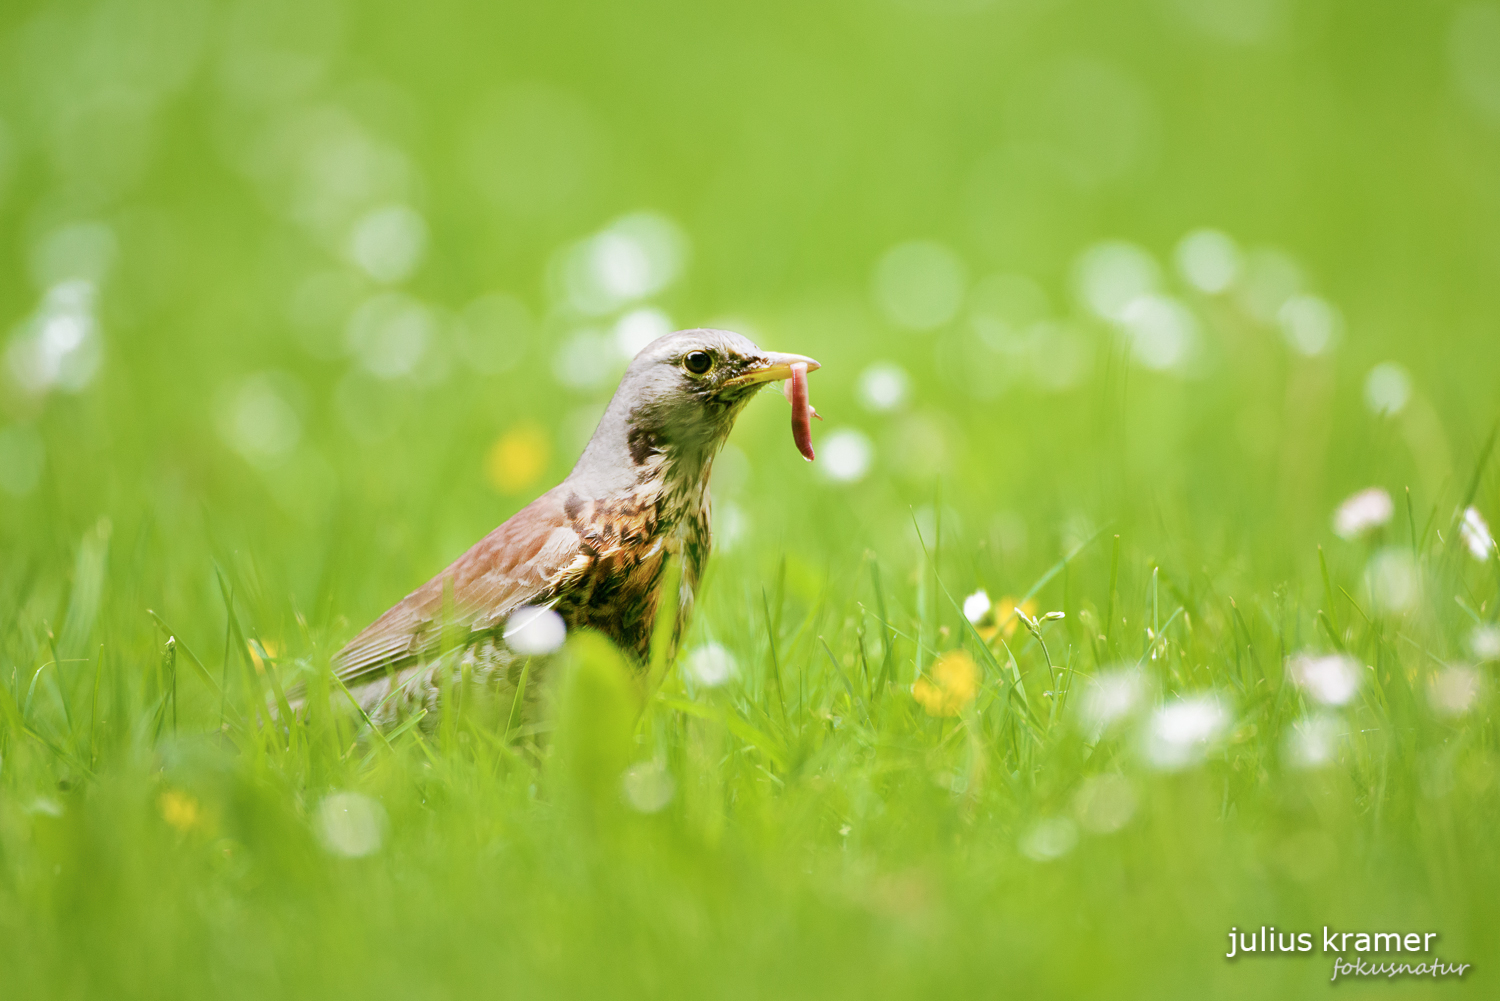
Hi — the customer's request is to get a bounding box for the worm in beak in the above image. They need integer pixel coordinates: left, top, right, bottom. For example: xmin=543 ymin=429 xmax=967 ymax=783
xmin=784 ymin=361 xmax=820 ymax=462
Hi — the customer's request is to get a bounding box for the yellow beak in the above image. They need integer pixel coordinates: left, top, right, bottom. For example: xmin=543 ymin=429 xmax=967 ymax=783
xmin=722 ymin=352 xmax=822 ymax=389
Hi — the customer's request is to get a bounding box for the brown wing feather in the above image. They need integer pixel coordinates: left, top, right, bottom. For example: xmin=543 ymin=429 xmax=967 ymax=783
xmin=331 ymin=487 xmax=586 ymax=687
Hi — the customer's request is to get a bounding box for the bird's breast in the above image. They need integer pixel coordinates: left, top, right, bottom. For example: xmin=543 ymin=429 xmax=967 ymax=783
xmin=550 ymin=474 xmax=712 ymax=662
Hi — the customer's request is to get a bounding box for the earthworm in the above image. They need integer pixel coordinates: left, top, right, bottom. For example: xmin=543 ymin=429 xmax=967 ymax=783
xmin=784 ymin=361 xmax=818 ymax=462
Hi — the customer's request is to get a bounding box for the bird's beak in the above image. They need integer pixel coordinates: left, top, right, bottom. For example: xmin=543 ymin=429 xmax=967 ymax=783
xmin=723 ymin=352 xmax=822 ymax=389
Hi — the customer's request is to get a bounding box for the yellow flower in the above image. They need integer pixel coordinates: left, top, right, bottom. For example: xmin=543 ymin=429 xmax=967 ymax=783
xmin=912 ymin=650 xmax=980 ymax=717
xmin=486 ymin=423 xmax=550 ymax=494
xmin=247 ymin=638 xmax=279 ymax=674
xmin=977 ymin=597 xmax=1036 ymax=643
xmin=159 ymin=789 xmax=202 ymax=833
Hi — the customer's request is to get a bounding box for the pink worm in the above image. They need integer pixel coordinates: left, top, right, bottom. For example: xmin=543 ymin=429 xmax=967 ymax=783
xmin=784 ymin=362 xmax=819 ymax=462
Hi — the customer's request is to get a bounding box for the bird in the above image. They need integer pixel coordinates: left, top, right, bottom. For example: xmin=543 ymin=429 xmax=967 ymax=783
xmin=311 ymin=328 xmax=819 ymax=729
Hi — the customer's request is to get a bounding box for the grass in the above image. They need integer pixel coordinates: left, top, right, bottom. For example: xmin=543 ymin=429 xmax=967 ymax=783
xmin=5 ymin=0 xmax=1500 ymax=996
xmin=2 ymin=446 xmax=1498 ymax=998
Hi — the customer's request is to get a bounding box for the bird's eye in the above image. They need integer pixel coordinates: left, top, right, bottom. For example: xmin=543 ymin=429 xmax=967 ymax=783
xmin=683 ymin=351 xmax=713 ymax=375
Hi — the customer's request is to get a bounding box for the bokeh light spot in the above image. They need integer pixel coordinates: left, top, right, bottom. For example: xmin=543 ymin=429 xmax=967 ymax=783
xmin=1174 ymin=228 xmax=1240 ymax=293
xmin=1368 ymin=548 xmax=1420 ymax=614
xmin=217 ymin=373 xmax=304 ymax=468
xmin=1020 ymin=817 xmax=1079 ymax=861
xmin=1429 ymin=665 xmax=1484 ymax=718
xmin=290 ymin=271 xmax=364 ymax=360
xmin=1285 ymin=714 xmax=1342 ymax=769
xmin=1450 ymin=4 xmax=1500 ymax=124
xmin=1119 ymin=294 xmax=1198 ymax=371
xmin=873 ymin=240 xmax=967 ymax=331
xmin=552 ymin=328 xmax=620 ymax=389
xmin=712 ymin=500 xmax=749 ymax=553
xmin=351 ymin=295 xmax=438 ymax=381
xmin=1237 ymin=248 xmax=1303 ymax=322
xmin=969 ymin=272 xmax=1050 ymax=344
xmin=220 ymin=0 xmax=344 ymax=106
xmin=1073 ymin=240 xmax=1159 ymax=321
xmin=1363 ymin=362 xmax=1411 ymax=416
xmin=558 ymin=213 xmax=687 ymax=316
xmin=1027 ymin=322 xmax=1093 ymax=391
xmin=819 ymin=429 xmax=874 ymax=483
xmin=893 ymin=416 xmax=952 ymax=484
xmin=7 ymin=280 xmax=104 ymax=395
xmin=346 ymin=292 xmax=435 ymax=378
xmin=1469 ymin=625 xmax=1500 ymax=662
xmin=348 ymin=203 xmax=427 ymax=283
xmin=687 ymin=643 xmax=738 ymax=687
xmin=621 ymin=760 xmax=675 ymax=813
xmin=1073 ymin=774 xmax=1136 ymax=834
xmin=1075 ymin=668 xmax=1147 ymax=739
xmin=857 ymin=362 xmax=910 ymax=411
xmin=1277 ymin=294 xmax=1343 ymax=356
xmin=613 ymin=307 xmax=673 ymax=360
xmin=315 ymin=791 xmax=386 ymax=858
xmin=1174 ymin=0 xmax=1287 ymax=46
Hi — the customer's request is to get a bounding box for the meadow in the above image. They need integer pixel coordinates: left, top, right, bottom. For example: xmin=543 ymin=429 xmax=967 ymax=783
xmin=3 ymin=0 xmax=1500 ymax=997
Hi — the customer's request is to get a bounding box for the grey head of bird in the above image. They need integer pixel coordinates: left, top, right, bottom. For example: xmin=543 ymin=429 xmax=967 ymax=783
xmin=566 ymin=328 xmax=819 ymax=498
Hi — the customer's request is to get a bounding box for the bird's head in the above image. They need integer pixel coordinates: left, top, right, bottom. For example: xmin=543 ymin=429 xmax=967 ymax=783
xmin=569 ymin=328 xmax=819 ymax=494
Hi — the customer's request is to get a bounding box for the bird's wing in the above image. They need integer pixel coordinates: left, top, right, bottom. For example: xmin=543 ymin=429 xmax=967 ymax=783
xmin=331 ymin=487 xmax=588 ymax=688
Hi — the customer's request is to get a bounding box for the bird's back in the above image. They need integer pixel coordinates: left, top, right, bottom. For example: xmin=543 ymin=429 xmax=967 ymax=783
xmin=323 ymin=473 xmax=711 ymax=727
xmin=332 ymin=487 xmax=579 ymax=689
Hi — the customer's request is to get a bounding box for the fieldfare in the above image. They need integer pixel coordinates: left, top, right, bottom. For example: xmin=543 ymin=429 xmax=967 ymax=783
xmin=317 ymin=329 xmax=819 ymax=727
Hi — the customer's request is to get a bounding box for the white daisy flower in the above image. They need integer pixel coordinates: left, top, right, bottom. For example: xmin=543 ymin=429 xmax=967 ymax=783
xmin=1459 ymin=507 xmax=1494 ymax=562
xmin=1287 ymin=653 xmax=1362 ymax=706
xmin=1333 ymin=487 xmax=1393 ymax=540
xmin=1142 ymin=695 xmax=1228 ymax=771
xmin=962 ymin=589 xmax=991 ymax=624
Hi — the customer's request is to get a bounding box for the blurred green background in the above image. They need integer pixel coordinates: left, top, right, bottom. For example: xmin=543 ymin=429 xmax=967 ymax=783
xmin=3 ymin=0 xmax=1500 ymax=997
